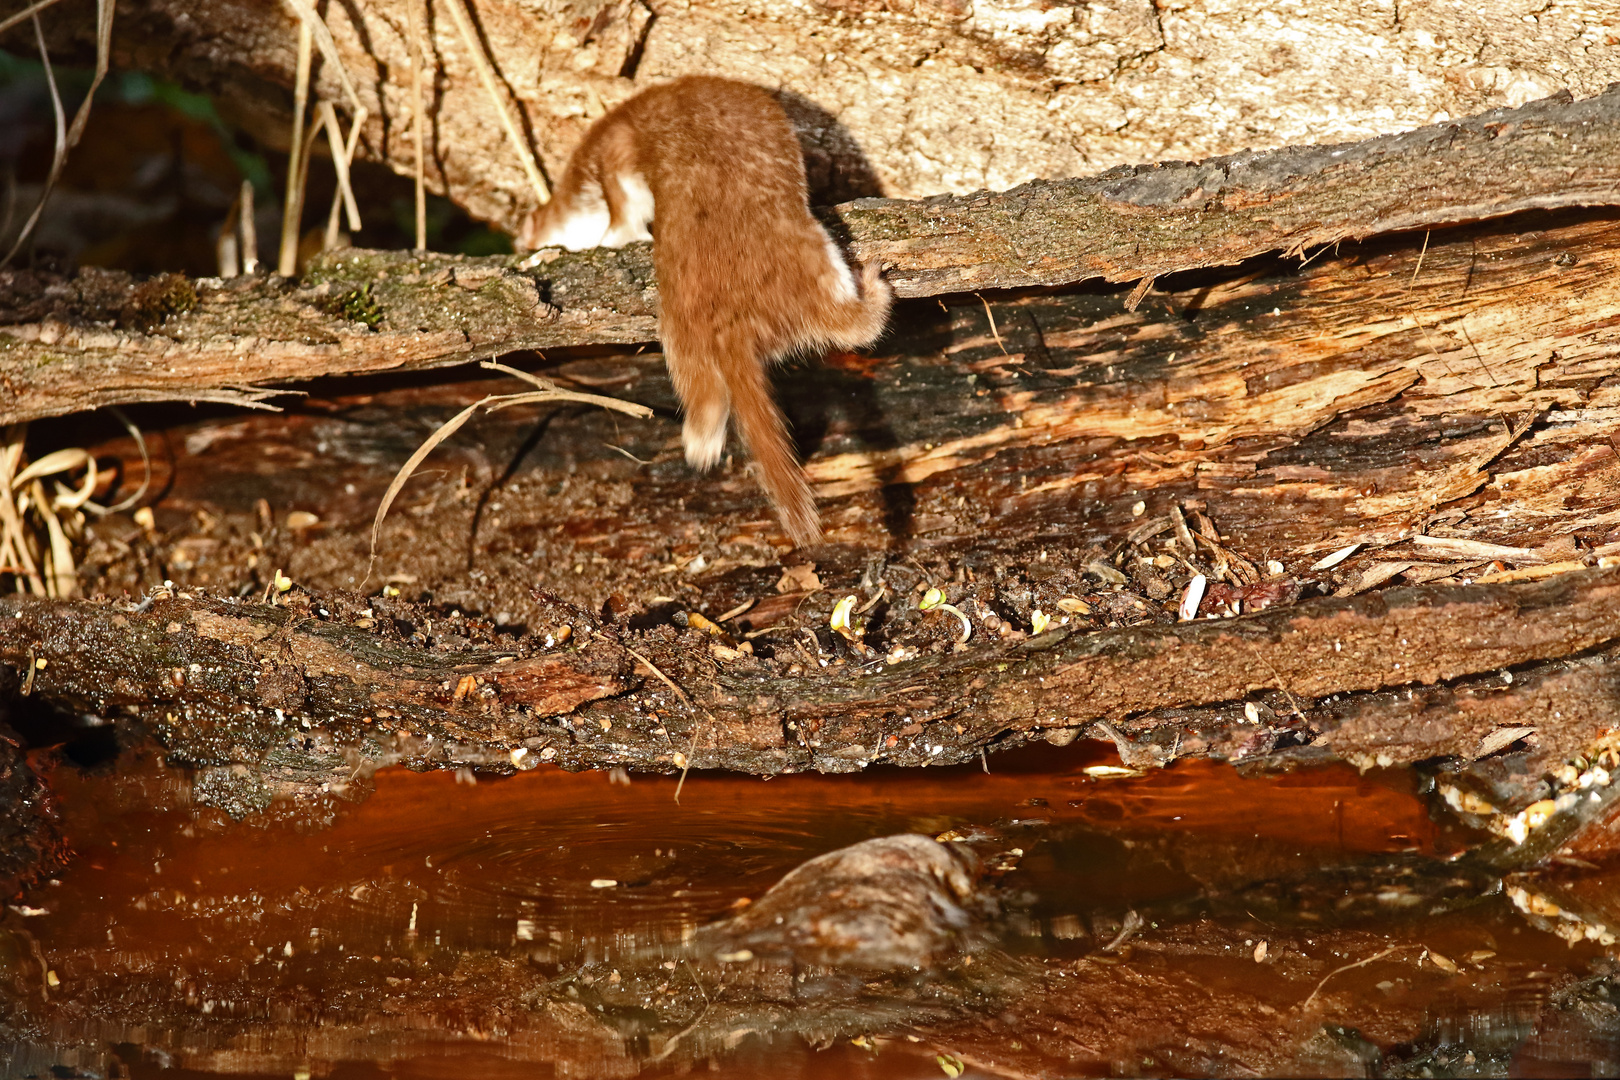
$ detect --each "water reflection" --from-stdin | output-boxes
[2,742,1615,1078]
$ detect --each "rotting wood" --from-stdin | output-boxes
[4,88,1620,426]
[4,569,1619,780]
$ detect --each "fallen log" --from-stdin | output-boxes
[2,203,1618,795]
[4,569,1618,785]
[4,87,1620,425]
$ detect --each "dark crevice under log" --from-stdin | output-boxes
[4,86,1620,425]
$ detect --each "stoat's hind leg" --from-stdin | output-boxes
[663,343,731,470]
[820,232,859,303]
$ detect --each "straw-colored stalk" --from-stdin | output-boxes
[280,0,366,117]
[217,186,243,277]
[2,0,112,268]
[239,179,259,273]
[407,0,429,251]
[278,16,314,276]
[436,0,550,206]
[370,362,648,558]
[319,100,367,250]
[0,0,65,36]
[1,433,103,598]
[1,414,150,598]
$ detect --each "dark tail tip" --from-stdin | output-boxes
[729,356,822,547]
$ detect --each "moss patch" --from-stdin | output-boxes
[326,284,384,330]
[119,273,197,330]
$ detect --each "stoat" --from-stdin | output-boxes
[519,75,892,546]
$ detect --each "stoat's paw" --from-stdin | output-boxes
[683,413,727,470]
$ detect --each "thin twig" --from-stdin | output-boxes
[622,644,710,803]
[602,443,653,465]
[623,645,692,708]
[1298,945,1414,1013]
[438,0,550,205]
[1124,274,1155,311]
[1240,639,1310,727]
[1407,229,1431,288]
[977,293,1010,357]
[1457,319,1500,388]
[647,961,714,1063]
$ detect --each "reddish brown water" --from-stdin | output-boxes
[3,744,1613,1078]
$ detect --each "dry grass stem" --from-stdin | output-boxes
[238,180,259,273]
[2,16,62,268]
[280,0,365,117]
[1298,946,1412,1013]
[977,293,1009,357]
[278,16,314,276]
[217,186,243,277]
[438,0,551,205]
[1,430,103,598]
[1408,229,1431,288]
[616,646,711,803]
[0,434,46,595]
[407,0,428,250]
[318,101,364,234]
[369,363,649,557]
[0,0,65,35]
[86,407,151,515]
[369,398,481,560]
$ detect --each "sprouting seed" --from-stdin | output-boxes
[830,594,858,639]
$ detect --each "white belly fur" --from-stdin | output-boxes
[602,172,655,248]
[821,232,858,302]
[533,187,610,252]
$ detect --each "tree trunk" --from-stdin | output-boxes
[14,0,1620,231]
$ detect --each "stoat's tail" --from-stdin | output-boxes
[727,351,821,547]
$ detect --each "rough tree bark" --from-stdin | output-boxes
[12,0,1619,230]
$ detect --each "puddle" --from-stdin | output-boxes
[2,742,1616,1078]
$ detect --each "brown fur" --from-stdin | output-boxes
[520,76,892,546]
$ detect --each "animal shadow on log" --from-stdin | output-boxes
[776,299,957,542]
[776,90,888,207]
